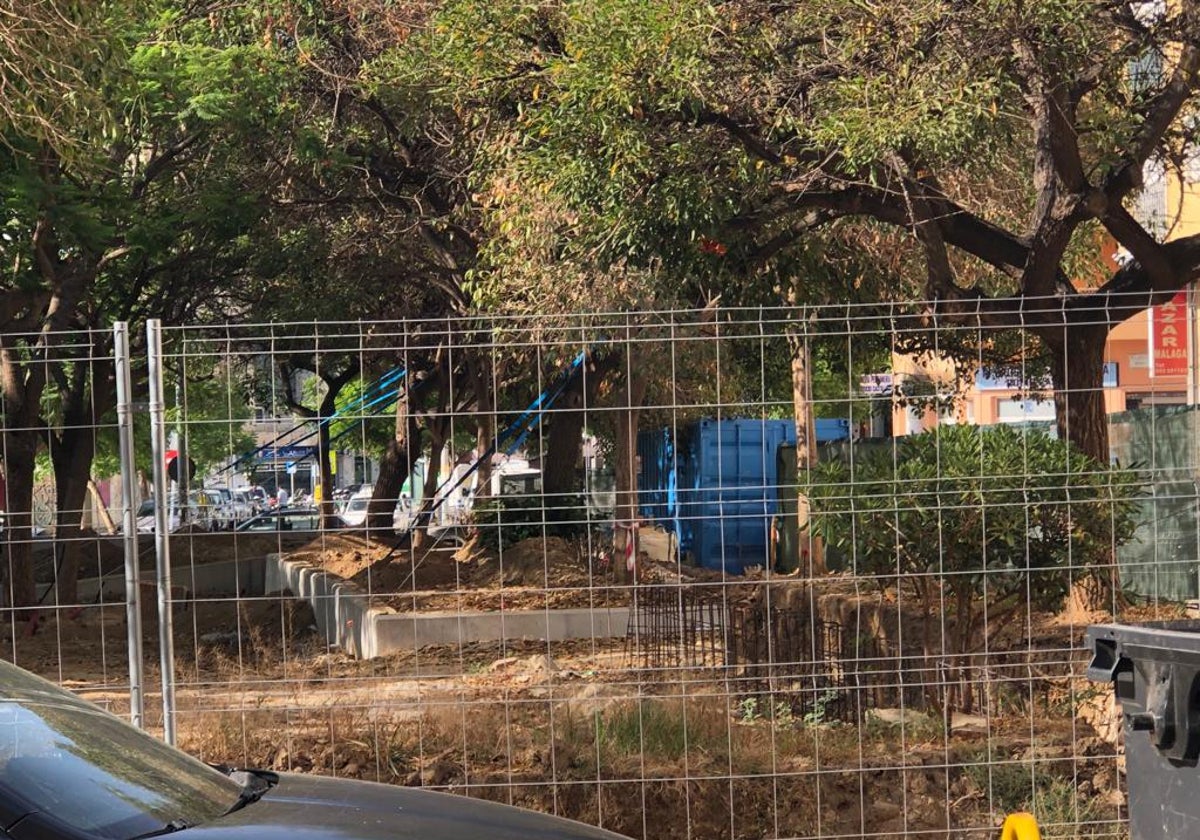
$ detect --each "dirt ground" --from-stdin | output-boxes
[3,597,1129,839]
[282,533,701,612]
[29,528,330,584]
[0,532,1160,839]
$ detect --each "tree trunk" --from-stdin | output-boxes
[2,436,39,613]
[413,418,448,549]
[422,431,445,505]
[1,331,53,617]
[50,424,95,607]
[369,386,420,536]
[543,353,620,525]
[613,352,647,585]
[315,393,340,531]
[543,375,586,524]
[278,360,359,531]
[787,330,826,576]
[49,350,113,609]
[471,358,495,503]
[1049,325,1109,462]
[1046,322,1117,613]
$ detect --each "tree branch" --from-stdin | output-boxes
[1013,38,1087,192]
[1105,0,1200,201]
[780,181,1064,286]
[745,209,836,265]
[691,109,783,164]
[1084,232,1200,322]
[132,133,204,199]
[1011,44,1087,295]
[910,188,958,302]
[1100,202,1176,288]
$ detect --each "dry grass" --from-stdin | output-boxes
[11,580,1129,839]
[166,670,1123,840]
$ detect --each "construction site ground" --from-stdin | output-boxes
[6,530,1145,839]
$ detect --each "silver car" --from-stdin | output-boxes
[0,658,631,839]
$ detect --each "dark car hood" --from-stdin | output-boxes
[178,772,629,840]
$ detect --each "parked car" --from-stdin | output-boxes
[0,657,629,839]
[204,488,254,530]
[339,490,418,536]
[188,489,222,531]
[134,499,157,532]
[205,488,233,530]
[235,507,322,532]
[134,497,205,534]
[337,488,374,527]
[245,486,268,513]
[332,483,366,502]
[230,490,254,523]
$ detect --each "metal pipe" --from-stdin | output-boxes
[175,367,189,525]
[114,323,145,729]
[146,320,176,745]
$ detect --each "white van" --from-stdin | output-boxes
[337,488,412,529]
[338,488,373,527]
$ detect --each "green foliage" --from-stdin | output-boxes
[370,0,1174,328]
[809,425,1142,618]
[473,493,587,552]
[788,2,1014,169]
[594,699,725,762]
[802,689,842,727]
[322,377,398,457]
[175,375,258,473]
[0,1,135,164]
[961,756,1109,832]
[92,370,255,478]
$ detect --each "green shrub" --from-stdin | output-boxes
[809,424,1141,653]
[473,493,588,551]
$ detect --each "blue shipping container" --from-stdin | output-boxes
[636,417,849,574]
[636,427,675,523]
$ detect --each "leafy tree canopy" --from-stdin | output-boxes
[375,0,1200,464]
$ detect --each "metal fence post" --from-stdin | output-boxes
[147,319,176,745]
[114,322,145,729]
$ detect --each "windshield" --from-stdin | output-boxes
[0,661,241,839]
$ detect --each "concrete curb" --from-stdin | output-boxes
[64,554,631,660]
[262,553,631,660]
[40,556,267,604]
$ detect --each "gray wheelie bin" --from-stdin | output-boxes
[1086,621,1200,840]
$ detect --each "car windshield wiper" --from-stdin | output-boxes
[221,768,278,816]
[128,819,191,839]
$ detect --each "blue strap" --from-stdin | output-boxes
[219,367,405,473]
[377,349,590,560]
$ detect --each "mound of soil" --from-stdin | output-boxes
[28,529,346,584]
[282,535,638,612]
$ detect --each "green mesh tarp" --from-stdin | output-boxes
[1111,405,1200,602]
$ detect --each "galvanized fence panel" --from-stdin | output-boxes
[8,299,1191,838]
[0,324,145,721]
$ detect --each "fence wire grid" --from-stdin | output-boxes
[4,298,1192,839]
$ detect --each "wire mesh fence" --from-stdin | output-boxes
[5,297,1194,837]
